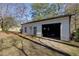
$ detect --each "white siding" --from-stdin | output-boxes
[22,17,70,41]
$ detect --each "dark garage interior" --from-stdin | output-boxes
[42,23,61,39]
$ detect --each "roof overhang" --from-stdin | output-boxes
[21,14,75,25]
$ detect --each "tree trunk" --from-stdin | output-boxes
[1,18,4,31]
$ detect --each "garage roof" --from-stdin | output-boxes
[21,14,74,25]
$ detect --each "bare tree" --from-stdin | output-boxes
[0,4,17,31]
[15,4,28,24]
[65,4,79,31]
[0,3,29,31]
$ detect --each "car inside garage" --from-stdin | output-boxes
[42,23,61,39]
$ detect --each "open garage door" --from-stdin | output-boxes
[42,23,61,39]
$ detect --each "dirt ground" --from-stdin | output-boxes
[16,33,79,56]
[0,32,64,56]
[0,32,79,56]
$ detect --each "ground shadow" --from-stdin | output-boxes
[13,33,71,56]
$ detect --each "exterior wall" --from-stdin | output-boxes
[21,17,70,41]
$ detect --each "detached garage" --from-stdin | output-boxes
[21,14,73,41]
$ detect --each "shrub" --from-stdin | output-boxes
[74,28,79,42]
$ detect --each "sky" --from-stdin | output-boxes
[0,3,32,23]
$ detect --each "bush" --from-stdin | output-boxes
[74,28,79,42]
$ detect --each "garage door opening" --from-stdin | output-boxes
[42,23,61,39]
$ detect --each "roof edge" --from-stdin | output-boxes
[21,14,74,25]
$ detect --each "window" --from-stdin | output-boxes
[29,26,32,33]
[25,27,27,32]
[33,27,37,35]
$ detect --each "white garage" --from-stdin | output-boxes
[21,14,73,41]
